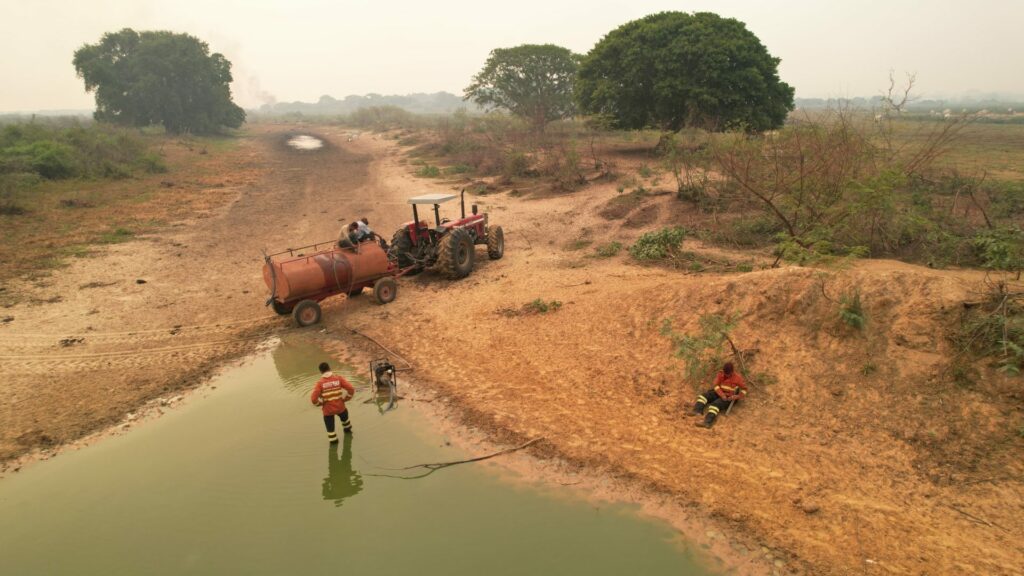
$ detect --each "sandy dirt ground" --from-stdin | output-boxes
[2,124,1022,576]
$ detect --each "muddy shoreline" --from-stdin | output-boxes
[2,328,777,576]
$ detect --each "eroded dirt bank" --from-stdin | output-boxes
[2,125,1021,576]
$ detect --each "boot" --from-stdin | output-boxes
[695,413,716,428]
[691,403,705,416]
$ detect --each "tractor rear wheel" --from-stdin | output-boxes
[271,300,294,315]
[436,228,474,279]
[487,225,505,260]
[388,228,416,268]
[292,299,322,327]
[373,277,397,304]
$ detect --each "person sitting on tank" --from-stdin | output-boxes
[337,222,361,250]
[358,217,387,249]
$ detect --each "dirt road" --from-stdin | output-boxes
[2,124,1021,576]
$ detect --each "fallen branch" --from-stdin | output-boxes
[946,504,1008,532]
[390,438,543,471]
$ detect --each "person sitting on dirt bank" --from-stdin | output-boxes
[311,362,355,442]
[691,362,748,428]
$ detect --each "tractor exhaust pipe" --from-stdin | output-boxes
[460,188,466,219]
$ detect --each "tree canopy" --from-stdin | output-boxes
[465,44,580,129]
[73,29,245,134]
[576,12,794,132]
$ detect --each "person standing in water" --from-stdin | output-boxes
[311,362,355,442]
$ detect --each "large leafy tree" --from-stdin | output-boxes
[465,44,580,130]
[576,12,794,132]
[73,29,245,134]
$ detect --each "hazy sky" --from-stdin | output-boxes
[2,0,1022,112]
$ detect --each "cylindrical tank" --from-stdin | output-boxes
[263,242,390,303]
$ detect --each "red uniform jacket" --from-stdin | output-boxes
[713,371,748,400]
[311,372,355,416]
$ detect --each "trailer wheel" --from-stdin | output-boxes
[436,228,474,279]
[373,277,397,304]
[487,225,505,260]
[271,300,294,315]
[293,300,322,327]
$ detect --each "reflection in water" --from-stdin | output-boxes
[322,435,363,507]
[287,135,324,150]
[272,338,367,395]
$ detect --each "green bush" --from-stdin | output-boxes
[594,241,622,258]
[0,122,156,181]
[629,226,687,260]
[660,314,739,383]
[136,152,168,174]
[972,226,1024,274]
[502,150,531,179]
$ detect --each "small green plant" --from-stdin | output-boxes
[593,241,622,258]
[443,163,472,175]
[860,362,877,376]
[415,164,441,177]
[629,226,687,261]
[660,314,739,383]
[997,339,1024,375]
[98,227,134,244]
[735,262,754,273]
[638,164,653,178]
[524,299,562,314]
[838,288,867,330]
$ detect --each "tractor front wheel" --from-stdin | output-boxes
[436,228,474,279]
[373,277,397,304]
[487,225,505,260]
[292,299,322,327]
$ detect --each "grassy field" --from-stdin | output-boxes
[934,122,1024,180]
[0,127,243,292]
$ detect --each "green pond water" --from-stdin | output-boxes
[0,341,713,576]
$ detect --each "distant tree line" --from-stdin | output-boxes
[257,92,478,116]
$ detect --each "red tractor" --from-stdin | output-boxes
[387,190,504,278]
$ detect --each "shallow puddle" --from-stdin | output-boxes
[0,341,714,575]
[287,134,323,150]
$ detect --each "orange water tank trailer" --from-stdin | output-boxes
[263,240,397,326]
